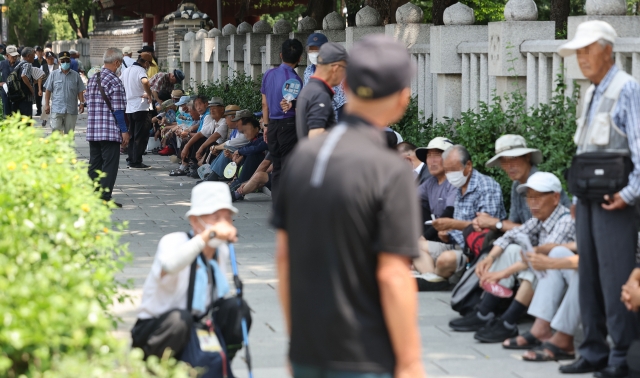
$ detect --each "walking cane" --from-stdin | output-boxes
[228,244,254,378]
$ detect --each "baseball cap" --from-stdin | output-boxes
[346,35,415,99]
[232,109,253,121]
[208,97,224,107]
[317,42,348,65]
[185,182,238,217]
[122,46,132,54]
[6,45,19,57]
[224,104,241,116]
[45,51,55,58]
[485,134,542,168]
[558,20,617,58]
[307,33,328,48]
[140,51,154,64]
[517,172,562,194]
[173,69,185,82]
[138,45,155,53]
[415,137,454,162]
[69,49,78,55]
[175,95,191,106]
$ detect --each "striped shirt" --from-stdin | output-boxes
[494,204,575,250]
[585,65,640,204]
[86,68,126,143]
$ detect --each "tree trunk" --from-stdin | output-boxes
[67,10,82,39]
[550,0,571,36]
[346,0,362,26]
[80,10,91,38]
[13,25,23,47]
[303,0,334,26]
[432,0,458,26]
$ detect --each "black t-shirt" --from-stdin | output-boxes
[295,77,336,139]
[273,114,421,373]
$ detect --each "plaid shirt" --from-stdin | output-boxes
[494,204,575,250]
[86,68,126,143]
[149,72,173,94]
[450,169,507,246]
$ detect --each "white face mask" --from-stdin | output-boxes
[308,52,319,65]
[197,218,224,249]
[446,169,469,188]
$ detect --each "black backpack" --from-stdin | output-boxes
[6,62,27,102]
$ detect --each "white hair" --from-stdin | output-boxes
[597,39,613,48]
[103,48,123,64]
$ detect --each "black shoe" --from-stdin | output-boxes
[416,277,450,292]
[594,365,629,378]
[231,190,244,202]
[129,163,152,170]
[559,357,607,374]
[449,311,490,332]
[206,172,222,181]
[474,318,518,343]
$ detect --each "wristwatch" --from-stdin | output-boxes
[495,220,503,231]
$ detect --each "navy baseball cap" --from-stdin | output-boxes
[173,69,185,82]
[346,35,415,99]
[307,33,328,48]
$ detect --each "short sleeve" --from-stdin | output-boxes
[44,73,54,92]
[306,92,334,130]
[77,74,86,92]
[508,182,521,223]
[374,168,421,258]
[200,115,214,137]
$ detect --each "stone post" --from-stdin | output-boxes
[316,12,346,43]
[431,3,488,121]
[488,0,554,102]
[290,16,317,76]
[346,6,385,50]
[223,23,244,78]
[213,27,230,83]
[190,29,207,85]
[203,28,220,84]
[385,3,431,48]
[181,31,196,85]
[246,20,272,80]
[266,19,292,69]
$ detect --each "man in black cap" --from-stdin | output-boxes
[294,42,347,139]
[149,69,184,108]
[33,46,45,116]
[274,35,426,378]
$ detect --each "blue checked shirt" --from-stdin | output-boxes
[494,204,575,250]
[304,64,346,120]
[584,65,640,205]
[86,68,127,143]
[449,169,507,246]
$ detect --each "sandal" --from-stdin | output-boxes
[169,169,187,176]
[523,342,575,362]
[503,331,542,350]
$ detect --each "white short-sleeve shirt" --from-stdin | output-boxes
[121,64,151,113]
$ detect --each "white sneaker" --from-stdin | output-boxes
[416,272,446,282]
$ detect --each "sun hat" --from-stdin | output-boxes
[171,88,185,98]
[185,182,238,217]
[485,134,542,168]
[232,109,253,121]
[415,137,454,162]
[517,172,562,194]
[208,97,224,107]
[558,20,617,58]
[224,104,241,116]
[173,69,185,82]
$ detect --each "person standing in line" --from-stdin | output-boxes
[40,51,58,127]
[122,46,135,70]
[11,47,37,118]
[274,35,426,378]
[121,51,155,170]
[261,38,303,201]
[86,48,130,208]
[0,45,20,116]
[32,46,45,116]
[43,51,86,134]
[557,21,640,377]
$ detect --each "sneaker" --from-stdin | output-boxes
[231,191,244,202]
[473,318,518,343]
[449,311,492,332]
[158,146,175,156]
[41,120,47,127]
[129,163,152,170]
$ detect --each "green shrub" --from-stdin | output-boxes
[0,116,192,377]
[195,72,263,113]
[392,76,579,209]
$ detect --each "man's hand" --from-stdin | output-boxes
[602,192,627,211]
[523,251,552,271]
[474,212,498,230]
[475,255,494,278]
[437,230,450,243]
[395,361,427,378]
[121,132,130,148]
[237,183,246,195]
[195,148,204,161]
[432,218,453,231]
[263,126,268,143]
[78,103,84,114]
[479,270,508,286]
[621,270,640,312]
[223,150,232,158]
[180,130,189,138]
[38,89,43,97]
[198,221,238,243]
[181,147,189,160]
[44,104,51,115]
[280,99,292,113]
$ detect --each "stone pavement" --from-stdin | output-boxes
[60,113,591,378]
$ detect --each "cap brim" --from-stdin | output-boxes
[415,147,428,162]
[208,102,223,107]
[485,148,542,168]
[185,203,238,217]
[557,35,600,57]
[8,52,19,57]
[231,115,242,121]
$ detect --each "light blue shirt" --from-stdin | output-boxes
[44,69,85,115]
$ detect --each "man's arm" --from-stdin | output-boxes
[377,253,426,378]
[432,218,471,232]
[21,74,34,96]
[141,77,153,103]
[44,90,52,113]
[275,230,291,336]
[308,128,325,138]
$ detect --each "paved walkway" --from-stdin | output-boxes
[62,113,590,378]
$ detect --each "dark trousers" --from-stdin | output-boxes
[187,138,206,165]
[131,309,193,359]
[127,111,150,166]
[576,200,640,367]
[267,117,297,201]
[35,92,42,114]
[292,364,392,378]
[1,90,12,115]
[12,99,32,118]
[88,140,121,201]
[237,153,266,183]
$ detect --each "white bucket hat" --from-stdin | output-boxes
[415,137,454,162]
[185,182,238,217]
[557,20,617,58]
[517,172,562,194]
[485,134,542,168]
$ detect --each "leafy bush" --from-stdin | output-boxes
[392,76,579,209]
[0,116,192,377]
[195,72,263,113]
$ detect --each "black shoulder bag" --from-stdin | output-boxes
[566,152,633,202]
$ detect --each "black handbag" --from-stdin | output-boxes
[566,151,633,202]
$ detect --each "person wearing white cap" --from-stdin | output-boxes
[558,20,640,377]
[131,182,238,360]
[121,46,135,70]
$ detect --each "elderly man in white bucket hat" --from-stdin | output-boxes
[131,182,238,360]
[556,20,640,377]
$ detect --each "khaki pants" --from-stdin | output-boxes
[50,112,78,134]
